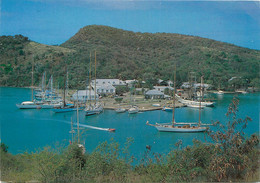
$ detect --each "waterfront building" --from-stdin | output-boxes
[71,90,99,102]
[154,86,174,93]
[96,84,116,95]
[145,89,165,99]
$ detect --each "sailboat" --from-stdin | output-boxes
[162,106,173,111]
[128,83,139,114]
[146,65,208,132]
[53,68,80,113]
[69,97,86,154]
[85,51,103,116]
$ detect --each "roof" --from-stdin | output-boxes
[145,89,164,95]
[72,90,97,97]
[92,79,126,85]
[154,86,174,90]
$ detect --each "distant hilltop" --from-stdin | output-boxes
[0,25,259,90]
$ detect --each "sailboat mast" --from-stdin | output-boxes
[51,75,53,103]
[89,53,92,106]
[198,76,203,126]
[94,51,97,103]
[63,66,67,107]
[71,117,74,142]
[31,62,34,102]
[66,69,69,98]
[77,91,80,144]
[172,64,176,126]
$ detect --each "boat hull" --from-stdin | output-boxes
[162,107,173,111]
[115,108,126,113]
[155,125,207,132]
[85,110,102,116]
[52,107,79,113]
[176,96,214,107]
[16,103,62,109]
[16,104,42,109]
[128,106,139,114]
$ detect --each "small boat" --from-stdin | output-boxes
[85,102,103,116]
[215,90,224,95]
[162,106,173,111]
[128,105,139,114]
[152,103,161,107]
[115,107,126,113]
[108,128,116,132]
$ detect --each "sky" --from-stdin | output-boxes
[1,0,260,50]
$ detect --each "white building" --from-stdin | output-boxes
[154,86,174,93]
[71,90,99,102]
[96,84,116,95]
[91,79,126,86]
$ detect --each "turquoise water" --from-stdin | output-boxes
[0,87,259,160]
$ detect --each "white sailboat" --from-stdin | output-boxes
[85,51,103,116]
[115,104,126,113]
[16,70,62,109]
[146,66,209,132]
[162,106,173,111]
[215,90,224,95]
[128,105,139,114]
[128,83,139,114]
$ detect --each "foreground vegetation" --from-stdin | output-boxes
[1,97,259,182]
[1,25,260,90]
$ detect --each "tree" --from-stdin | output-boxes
[115,86,129,96]
[1,142,8,153]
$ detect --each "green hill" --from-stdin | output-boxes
[1,25,259,90]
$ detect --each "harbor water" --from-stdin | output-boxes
[0,87,259,161]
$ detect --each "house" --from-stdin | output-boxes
[71,90,99,102]
[145,89,165,99]
[96,84,116,95]
[181,82,211,89]
[154,86,174,93]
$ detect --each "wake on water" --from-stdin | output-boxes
[26,117,111,131]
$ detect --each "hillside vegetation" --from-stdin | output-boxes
[1,25,259,89]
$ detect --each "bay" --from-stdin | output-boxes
[0,87,259,161]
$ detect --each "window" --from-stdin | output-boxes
[110,89,113,93]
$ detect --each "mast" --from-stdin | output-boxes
[94,51,97,104]
[70,117,75,142]
[172,63,176,126]
[31,62,34,102]
[50,75,53,103]
[63,66,67,107]
[198,76,203,126]
[66,69,69,98]
[77,90,80,144]
[88,53,92,106]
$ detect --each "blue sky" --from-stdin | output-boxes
[1,0,260,50]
